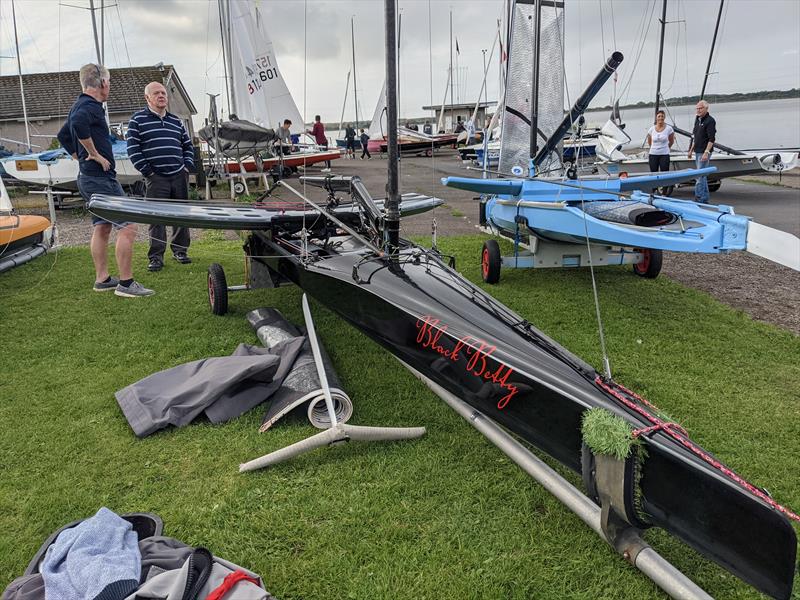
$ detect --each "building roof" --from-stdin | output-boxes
[0,65,197,122]
[421,101,497,111]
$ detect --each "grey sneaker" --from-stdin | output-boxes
[93,276,119,292]
[114,280,155,298]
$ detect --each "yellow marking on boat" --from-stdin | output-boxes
[14,159,39,172]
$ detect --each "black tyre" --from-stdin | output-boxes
[233,181,246,196]
[481,239,502,284]
[659,185,674,196]
[207,263,228,315]
[708,180,721,193]
[282,166,293,178]
[632,248,663,279]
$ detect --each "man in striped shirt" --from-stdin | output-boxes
[127,82,195,271]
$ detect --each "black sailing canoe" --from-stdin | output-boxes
[89,180,797,599]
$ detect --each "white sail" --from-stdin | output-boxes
[499,1,564,175]
[367,80,387,139]
[227,0,304,130]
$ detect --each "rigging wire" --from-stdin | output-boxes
[115,3,131,66]
[618,0,658,107]
[598,0,606,57]
[706,0,730,99]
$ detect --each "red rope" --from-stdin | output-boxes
[595,376,800,523]
[632,422,688,439]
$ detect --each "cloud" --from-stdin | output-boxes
[2,0,798,131]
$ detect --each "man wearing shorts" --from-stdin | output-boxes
[58,63,153,297]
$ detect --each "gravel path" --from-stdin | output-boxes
[9,154,799,334]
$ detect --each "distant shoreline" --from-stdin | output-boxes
[587,89,799,113]
[326,89,799,128]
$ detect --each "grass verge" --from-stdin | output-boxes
[0,235,797,599]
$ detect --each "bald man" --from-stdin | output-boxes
[687,100,716,204]
[127,81,195,271]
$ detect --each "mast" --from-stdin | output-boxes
[449,10,454,131]
[217,0,235,117]
[88,0,102,65]
[10,0,31,152]
[100,0,104,64]
[529,0,541,159]
[654,0,667,117]
[701,0,724,99]
[384,0,400,260]
[338,71,351,135]
[351,17,359,126]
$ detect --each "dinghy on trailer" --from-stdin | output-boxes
[445,0,799,283]
[0,176,53,273]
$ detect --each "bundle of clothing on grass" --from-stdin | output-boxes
[2,508,274,600]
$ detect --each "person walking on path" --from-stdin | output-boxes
[344,123,356,159]
[687,100,716,203]
[57,63,153,298]
[307,115,331,170]
[127,81,195,271]
[359,129,371,159]
[645,109,675,173]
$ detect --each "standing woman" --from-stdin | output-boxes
[646,110,675,173]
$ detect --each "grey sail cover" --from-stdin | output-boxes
[499,0,565,176]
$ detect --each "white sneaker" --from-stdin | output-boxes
[321,168,331,173]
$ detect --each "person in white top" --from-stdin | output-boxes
[645,110,675,174]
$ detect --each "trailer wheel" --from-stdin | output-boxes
[424,148,433,158]
[632,248,663,279]
[659,185,674,196]
[481,240,502,284]
[282,166,293,178]
[708,180,721,193]
[233,181,246,196]
[208,263,229,315]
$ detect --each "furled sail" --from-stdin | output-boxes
[226,0,304,130]
[499,0,564,175]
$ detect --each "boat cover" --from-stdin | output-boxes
[115,340,305,437]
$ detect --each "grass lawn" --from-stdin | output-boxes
[0,234,798,599]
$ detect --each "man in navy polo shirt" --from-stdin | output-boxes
[57,64,154,298]
[127,81,195,272]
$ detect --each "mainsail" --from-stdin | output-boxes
[499,0,564,175]
[224,0,304,130]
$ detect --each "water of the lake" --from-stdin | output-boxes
[587,97,800,151]
[326,97,800,152]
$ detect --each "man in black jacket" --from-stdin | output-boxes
[58,64,154,297]
[687,100,716,203]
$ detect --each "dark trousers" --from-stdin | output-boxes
[145,171,191,260]
[361,144,371,159]
[648,154,670,172]
[319,142,331,168]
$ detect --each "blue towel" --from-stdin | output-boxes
[41,507,141,600]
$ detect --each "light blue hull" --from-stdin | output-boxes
[443,167,752,255]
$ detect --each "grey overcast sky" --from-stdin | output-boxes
[1,0,798,127]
